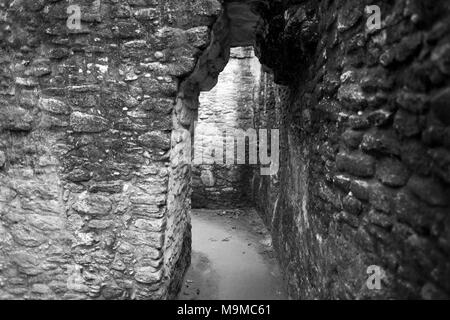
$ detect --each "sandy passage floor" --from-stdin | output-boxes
[178,208,287,300]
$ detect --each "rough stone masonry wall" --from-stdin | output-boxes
[192,46,260,209]
[251,0,450,299]
[0,0,221,300]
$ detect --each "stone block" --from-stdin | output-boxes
[394,109,421,137]
[1,107,33,132]
[337,83,366,110]
[134,218,165,233]
[431,42,450,75]
[368,109,394,127]
[343,194,362,215]
[341,129,364,149]
[72,192,113,216]
[366,209,393,229]
[26,214,64,232]
[336,151,375,178]
[134,267,163,284]
[70,112,109,133]
[430,87,450,125]
[38,98,71,115]
[138,131,171,151]
[66,169,92,182]
[121,230,164,249]
[334,211,359,228]
[350,179,371,202]
[333,174,353,192]
[186,26,211,49]
[10,251,43,275]
[396,91,428,114]
[134,8,159,21]
[369,183,396,214]
[0,151,5,168]
[400,141,432,176]
[429,148,450,184]
[112,21,144,39]
[48,48,70,60]
[361,129,401,156]
[407,175,448,207]
[10,224,47,247]
[348,114,370,130]
[376,158,410,187]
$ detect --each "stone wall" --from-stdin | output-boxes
[192,46,260,209]
[251,0,450,299]
[0,0,221,300]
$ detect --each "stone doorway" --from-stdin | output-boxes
[192,47,259,209]
[177,47,286,300]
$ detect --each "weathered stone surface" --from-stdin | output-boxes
[0,107,34,132]
[0,151,5,168]
[407,175,448,207]
[26,214,64,232]
[31,284,52,295]
[138,132,170,151]
[66,169,92,182]
[10,224,48,247]
[101,284,124,300]
[432,42,450,75]
[369,183,395,214]
[336,151,375,178]
[341,129,363,149]
[122,230,164,249]
[401,141,433,176]
[72,193,113,216]
[361,129,400,156]
[10,251,43,276]
[337,84,366,110]
[70,112,109,133]
[396,91,428,114]
[134,219,165,233]
[38,98,71,115]
[348,115,370,130]
[376,158,410,188]
[430,88,450,125]
[394,110,421,137]
[429,148,450,184]
[135,267,163,284]
[368,109,394,127]
[421,282,449,300]
[343,194,362,216]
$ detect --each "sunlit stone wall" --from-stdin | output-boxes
[192,47,261,209]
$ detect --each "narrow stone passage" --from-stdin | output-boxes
[2,0,450,301]
[178,209,287,300]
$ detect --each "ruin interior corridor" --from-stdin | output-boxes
[178,47,286,300]
[0,0,449,302]
[178,209,286,300]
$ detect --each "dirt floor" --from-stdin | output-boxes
[178,208,288,300]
